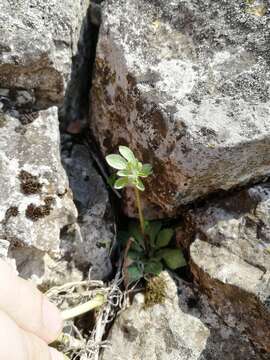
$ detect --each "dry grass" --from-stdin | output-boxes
[46,266,127,360]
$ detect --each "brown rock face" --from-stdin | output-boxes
[187,184,270,352]
[90,0,270,218]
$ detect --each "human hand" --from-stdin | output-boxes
[0,259,64,360]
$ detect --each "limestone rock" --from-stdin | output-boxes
[61,140,114,280]
[188,184,270,352]
[102,272,264,360]
[90,0,270,217]
[0,106,77,269]
[9,246,83,290]
[0,0,90,109]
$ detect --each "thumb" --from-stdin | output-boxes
[0,259,62,343]
[0,309,65,360]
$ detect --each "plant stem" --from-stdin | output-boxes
[134,186,145,235]
[61,294,105,321]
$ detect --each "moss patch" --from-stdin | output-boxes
[19,170,42,195]
[5,206,19,220]
[25,200,53,222]
[19,111,39,125]
[144,276,167,308]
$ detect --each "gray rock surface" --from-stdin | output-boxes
[61,140,114,279]
[102,272,264,360]
[0,0,90,109]
[187,184,270,352]
[0,105,79,285]
[90,0,270,217]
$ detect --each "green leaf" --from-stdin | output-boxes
[155,228,174,249]
[145,221,162,247]
[128,221,144,244]
[117,231,144,252]
[131,240,144,252]
[129,178,138,188]
[106,154,127,170]
[144,260,163,275]
[128,264,143,283]
[139,164,153,177]
[117,169,130,177]
[119,146,136,163]
[136,178,145,191]
[128,250,143,260]
[156,249,186,270]
[114,177,129,189]
[107,173,117,188]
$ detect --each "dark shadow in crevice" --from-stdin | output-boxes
[60,0,103,132]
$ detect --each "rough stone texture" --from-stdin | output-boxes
[187,184,270,352]
[0,106,78,283]
[61,139,114,279]
[0,0,90,109]
[90,0,270,217]
[9,246,83,290]
[102,272,265,360]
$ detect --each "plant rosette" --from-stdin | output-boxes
[119,221,186,283]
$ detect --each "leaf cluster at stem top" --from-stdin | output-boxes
[105,146,152,191]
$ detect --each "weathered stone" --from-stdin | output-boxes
[0,106,77,257]
[188,184,270,352]
[90,0,270,217]
[9,246,83,290]
[61,141,114,279]
[102,272,264,360]
[0,0,90,109]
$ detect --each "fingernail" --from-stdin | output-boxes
[49,348,66,360]
[43,297,63,340]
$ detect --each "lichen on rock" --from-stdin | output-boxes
[102,272,264,360]
[186,184,270,352]
[0,0,90,109]
[0,106,77,256]
[90,0,270,218]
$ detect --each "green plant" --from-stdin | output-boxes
[106,146,186,283]
[106,145,152,237]
[118,221,186,282]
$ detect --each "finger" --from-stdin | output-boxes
[0,259,62,343]
[0,309,63,360]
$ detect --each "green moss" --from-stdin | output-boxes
[18,170,42,195]
[144,276,167,308]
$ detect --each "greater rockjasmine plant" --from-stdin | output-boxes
[106,145,152,237]
[106,146,186,283]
